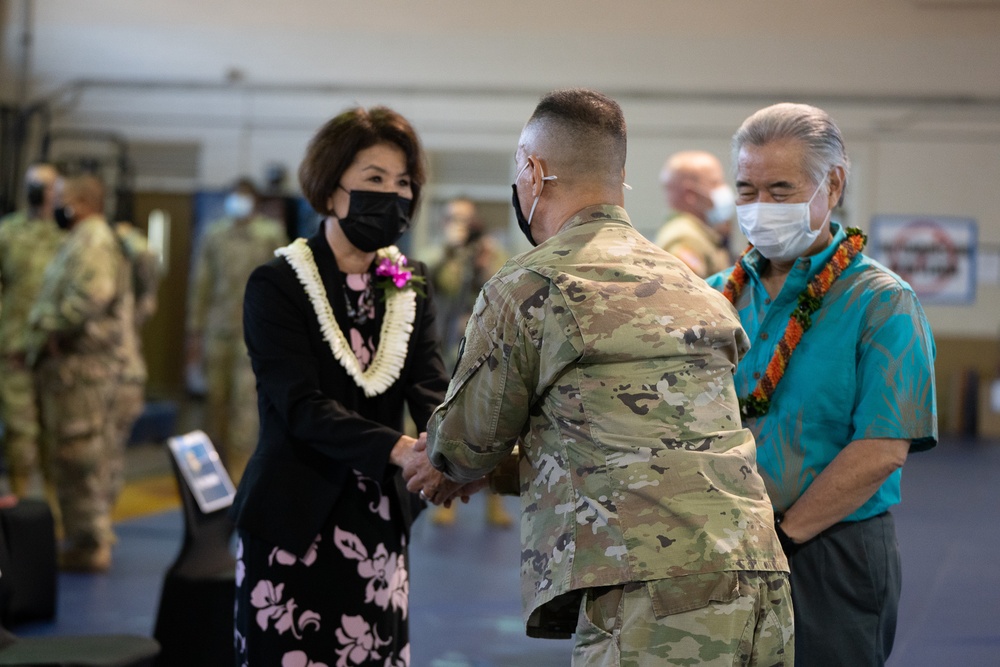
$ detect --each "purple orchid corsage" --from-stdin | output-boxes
[375,254,426,299]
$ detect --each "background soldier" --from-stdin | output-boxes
[429,197,512,528]
[111,220,162,503]
[27,173,133,572]
[655,150,736,278]
[185,178,287,482]
[0,163,66,499]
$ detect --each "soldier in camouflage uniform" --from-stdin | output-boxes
[185,178,287,482]
[655,150,735,279]
[27,174,134,572]
[110,221,162,502]
[419,90,793,666]
[0,163,66,498]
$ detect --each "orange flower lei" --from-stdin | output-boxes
[723,228,866,419]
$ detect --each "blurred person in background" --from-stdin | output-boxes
[185,178,287,483]
[0,163,66,502]
[655,150,735,278]
[27,173,133,572]
[431,197,508,362]
[110,220,162,505]
[429,197,512,528]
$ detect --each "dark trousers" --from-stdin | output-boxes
[790,512,901,667]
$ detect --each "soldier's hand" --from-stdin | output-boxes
[414,473,471,506]
[401,450,440,498]
[441,477,490,507]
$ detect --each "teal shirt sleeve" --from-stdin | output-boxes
[705,268,732,292]
[852,279,938,452]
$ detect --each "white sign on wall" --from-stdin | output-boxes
[869,215,977,305]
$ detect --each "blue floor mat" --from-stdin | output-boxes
[12,438,1000,667]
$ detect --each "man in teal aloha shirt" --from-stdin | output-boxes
[415,89,793,667]
[707,102,938,667]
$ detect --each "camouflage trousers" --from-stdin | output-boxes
[0,357,45,496]
[204,335,258,484]
[572,571,794,667]
[36,356,122,552]
[110,380,145,505]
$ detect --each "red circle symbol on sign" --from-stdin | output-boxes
[885,220,959,296]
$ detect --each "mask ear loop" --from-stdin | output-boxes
[807,176,828,205]
[326,184,353,219]
[526,156,557,226]
[807,175,830,231]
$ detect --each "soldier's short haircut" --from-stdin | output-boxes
[64,173,105,213]
[526,88,627,184]
[732,103,850,192]
[299,106,426,217]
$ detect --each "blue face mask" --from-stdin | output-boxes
[224,193,254,220]
[511,159,557,246]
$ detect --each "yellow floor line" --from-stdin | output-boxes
[112,473,181,522]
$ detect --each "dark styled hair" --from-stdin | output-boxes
[299,106,426,216]
[528,88,627,174]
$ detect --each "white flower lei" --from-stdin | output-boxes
[275,238,416,397]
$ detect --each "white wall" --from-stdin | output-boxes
[2,0,1000,335]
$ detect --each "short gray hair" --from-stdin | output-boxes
[732,103,850,191]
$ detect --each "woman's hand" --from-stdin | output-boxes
[388,434,419,468]
[398,433,487,505]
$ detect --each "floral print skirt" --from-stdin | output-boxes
[235,470,411,667]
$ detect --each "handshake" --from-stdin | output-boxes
[393,432,490,506]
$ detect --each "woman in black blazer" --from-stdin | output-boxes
[232,106,453,666]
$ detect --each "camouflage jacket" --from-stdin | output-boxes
[186,216,287,339]
[115,222,162,382]
[428,204,787,631]
[27,215,134,382]
[654,212,732,279]
[0,210,66,355]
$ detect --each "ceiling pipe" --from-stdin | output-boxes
[38,76,1000,114]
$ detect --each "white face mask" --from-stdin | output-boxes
[736,179,828,261]
[705,185,736,226]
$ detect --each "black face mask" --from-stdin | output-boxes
[54,205,74,230]
[511,183,537,247]
[336,189,412,253]
[26,182,46,208]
